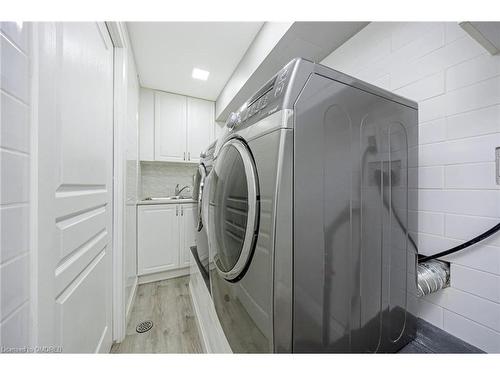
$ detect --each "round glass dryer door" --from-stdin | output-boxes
[208,138,259,281]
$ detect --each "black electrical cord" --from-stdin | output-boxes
[418,223,500,263]
[376,169,500,263]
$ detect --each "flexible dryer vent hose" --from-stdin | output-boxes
[368,144,498,297]
[416,260,450,297]
[376,169,451,297]
[373,165,496,297]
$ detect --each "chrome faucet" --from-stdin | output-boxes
[174,184,190,197]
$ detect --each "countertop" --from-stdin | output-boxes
[137,198,196,206]
[398,317,483,353]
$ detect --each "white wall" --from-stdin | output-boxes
[124,34,140,316]
[138,88,154,161]
[215,121,226,140]
[322,22,500,352]
[215,22,292,120]
[0,22,32,350]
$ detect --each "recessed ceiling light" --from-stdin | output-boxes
[192,68,210,81]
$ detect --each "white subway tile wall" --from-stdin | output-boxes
[0,22,31,349]
[140,161,197,199]
[322,22,500,352]
[408,294,444,328]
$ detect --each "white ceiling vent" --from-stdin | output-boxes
[459,22,500,55]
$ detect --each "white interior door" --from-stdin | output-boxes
[187,97,214,163]
[154,91,187,162]
[36,22,114,353]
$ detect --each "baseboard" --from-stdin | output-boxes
[96,325,111,353]
[189,280,209,353]
[125,276,138,325]
[138,267,189,285]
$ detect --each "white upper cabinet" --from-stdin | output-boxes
[154,91,187,162]
[139,88,215,163]
[139,88,155,161]
[187,97,215,163]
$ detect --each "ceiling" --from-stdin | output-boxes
[127,22,264,101]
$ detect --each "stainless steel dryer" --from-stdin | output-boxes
[207,58,418,353]
[192,141,216,288]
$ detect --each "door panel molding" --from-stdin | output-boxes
[55,248,109,353]
[35,22,114,352]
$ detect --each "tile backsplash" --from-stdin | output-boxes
[140,161,197,199]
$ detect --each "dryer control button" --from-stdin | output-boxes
[226,112,240,128]
[274,81,285,97]
[279,68,288,81]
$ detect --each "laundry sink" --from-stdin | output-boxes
[143,196,186,201]
[140,196,194,204]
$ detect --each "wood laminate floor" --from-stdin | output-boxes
[111,276,482,354]
[111,276,203,353]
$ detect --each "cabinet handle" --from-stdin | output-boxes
[183,152,186,161]
[181,206,184,216]
[188,152,190,160]
[176,206,179,216]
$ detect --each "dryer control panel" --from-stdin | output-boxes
[227,59,297,130]
[224,57,417,133]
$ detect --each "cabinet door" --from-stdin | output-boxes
[155,91,187,162]
[180,204,196,267]
[139,88,155,161]
[187,97,214,163]
[138,205,180,275]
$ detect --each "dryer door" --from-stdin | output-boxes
[193,163,207,231]
[208,138,259,281]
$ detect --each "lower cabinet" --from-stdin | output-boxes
[180,204,195,267]
[137,203,196,276]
